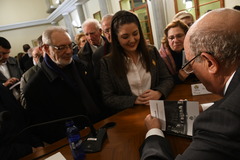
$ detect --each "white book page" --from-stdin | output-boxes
[149,100,166,131]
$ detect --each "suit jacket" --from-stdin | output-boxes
[100,45,174,111]
[20,62,41,108]
[140,68,240,160]
[92,41,111,83]
[0,84,43,160]
[0,57,22,83]
[23,58,102,144]
[19,54,34,73]
[78,36,107,70]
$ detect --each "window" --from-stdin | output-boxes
[174,0,225,19]
[119,0,153,44]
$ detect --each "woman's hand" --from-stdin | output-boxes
[135,90,162,105]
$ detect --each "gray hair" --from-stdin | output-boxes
[190,30,240,67]
[101,14,113,23]
[82,18,101,32]
[42,26,67,45]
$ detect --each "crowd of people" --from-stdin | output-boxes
[0,7,239,160]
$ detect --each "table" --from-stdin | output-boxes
[21,84,222,160]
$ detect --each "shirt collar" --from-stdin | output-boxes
[223,70,236,95]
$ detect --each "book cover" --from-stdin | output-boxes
[150,100,199,137]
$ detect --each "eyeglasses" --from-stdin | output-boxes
[103,28,111,34]
[168,33,185,41]
[48,42,74,51]
[181,52,202,74]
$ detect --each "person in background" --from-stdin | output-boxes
[73,32,87,56]
[0,47,43,160]
[100,10,174,112]
[78,18,107,70]
[31,47,42,66]
[140,8,240,160]
[160,20,198,84]
[92,14,114,118]
[0,37,22,100]
[75,32,87,50]
[173,11,194,27]
[20,44,33,73]
[20,36,44,108]
[16,52,24,67]
[93,14,113,81]
[23,26,102,144]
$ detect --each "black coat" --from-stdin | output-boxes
[23,59,102,144]
[0,84,42,160]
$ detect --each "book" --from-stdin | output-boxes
[9,81,20,90]
[149,100,199,138]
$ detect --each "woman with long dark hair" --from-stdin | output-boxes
[100,10,174,112]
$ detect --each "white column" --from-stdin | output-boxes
[148,0,167,49]
[98,0,113,16]
[75,3,86,25]
[62,13,75,41]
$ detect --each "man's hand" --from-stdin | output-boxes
[3,77,19,87]
[145,114,161,130]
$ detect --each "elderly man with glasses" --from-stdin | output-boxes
[22,26,102,144]
[141,8,240,160]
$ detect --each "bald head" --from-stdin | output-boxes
[184,8,240,95]
[185,8,240,66]
[189,8,240,34]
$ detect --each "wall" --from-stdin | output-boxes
[0,0,239,56]
[0,24,52,56]
[84,0,101,18]
[224,0,240,8]
[0,0,48,25]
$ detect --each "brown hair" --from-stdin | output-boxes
[75,32,86,46]
[110,10,150,77]
[161,20,189,47]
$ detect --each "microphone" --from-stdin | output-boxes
[14,114,111,153]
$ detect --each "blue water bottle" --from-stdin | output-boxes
[66,120,85,160]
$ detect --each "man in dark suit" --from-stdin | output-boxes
[23,26,102,144]
[140,8,240,160]
[20,44,33,73]
[0,37,22,100]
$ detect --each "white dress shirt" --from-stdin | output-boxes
[0,62,10,79]
[125,55,151,96]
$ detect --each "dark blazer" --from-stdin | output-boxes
[20,54,34,73]
[20,62,41,108]
[100,45,174,111]
[0,84,43,160]
[92,41,111,83]
[78,36,107,70]
[140,68,240,160]
[23,59,101,144]
[0,57,22,83]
